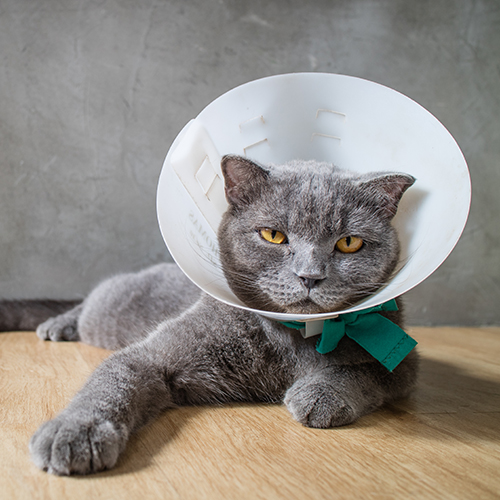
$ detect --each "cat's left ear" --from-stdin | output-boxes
[221,155,270,207]
[360,173,416,218]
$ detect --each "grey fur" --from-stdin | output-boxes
[25,156,418,475]
[36,264,202,349]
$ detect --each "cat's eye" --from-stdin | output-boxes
[259,228,287,244]
[336,236,363,253]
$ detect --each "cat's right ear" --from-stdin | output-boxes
[221,155,269,207]
[359,172,416,219]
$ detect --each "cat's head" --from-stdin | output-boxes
[218,155,415,314]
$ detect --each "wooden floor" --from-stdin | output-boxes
[0,327,499,499]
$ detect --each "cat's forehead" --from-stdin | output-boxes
[268,159,351,180]
[266,160,361,206]
[247,164,376,236]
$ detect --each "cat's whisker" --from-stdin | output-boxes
[185,240,225,275]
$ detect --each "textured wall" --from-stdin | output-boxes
[0,0,498,325]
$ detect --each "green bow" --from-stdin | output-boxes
[279,299,417,372]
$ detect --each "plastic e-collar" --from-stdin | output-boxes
[156,73,471,338]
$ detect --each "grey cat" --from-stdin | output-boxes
[1,155,418,475]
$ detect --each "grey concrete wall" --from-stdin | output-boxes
[0,0,498,325]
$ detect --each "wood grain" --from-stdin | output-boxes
[0,327,499,499]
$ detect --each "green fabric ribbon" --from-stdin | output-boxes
[279,299,417,372]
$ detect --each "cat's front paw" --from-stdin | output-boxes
[36,315,79,342]
[29,414,127,475]
[284,375,358,428]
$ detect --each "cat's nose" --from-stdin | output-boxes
[299,276,324,290]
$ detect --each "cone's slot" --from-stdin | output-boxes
[239,114,269,156]
[315,109,346,118]
[310,133,341,142]
[239,115,266,129]
[312,108,346,144]
[243,138,270,156]
[196,156,218,197]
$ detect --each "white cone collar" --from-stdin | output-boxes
[157,73,471,323]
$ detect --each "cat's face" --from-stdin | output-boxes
[218,156,415,314]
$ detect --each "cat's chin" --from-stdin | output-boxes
[231,288,356,315]
[239,295,342,315]
[275,299,338,315]
[229,287,333,315]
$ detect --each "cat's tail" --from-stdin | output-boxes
[0,299,82,332]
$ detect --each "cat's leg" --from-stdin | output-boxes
[29,340,175,475]
[284,353,418,428]
[36,304,83,342]
[35,263,201,349]
[29,298,278,475]
[77,263,201,349]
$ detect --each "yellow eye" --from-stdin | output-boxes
[336,236,363,253]
[259,228,287,244]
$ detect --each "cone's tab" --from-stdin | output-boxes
[305,320,326,339]
[170,120,228,233]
